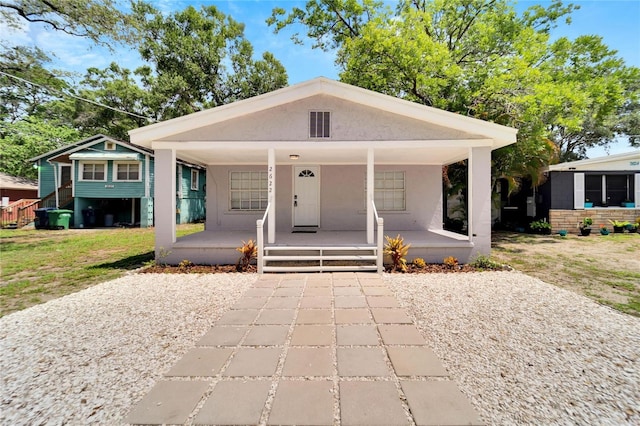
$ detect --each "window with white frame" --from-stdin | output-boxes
[80,162,106,181]
[104,141,116,150]
[114,162,140,181]
[309,111,331,138]
[229,171,268,210]
[369,171,406,211]
[191,169,199,190]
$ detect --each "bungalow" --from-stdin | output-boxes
[539,151,640,231]
[30,135,205,228]
[129,77,518,272]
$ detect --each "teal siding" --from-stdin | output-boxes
[39,159,57,197]
[176,167,206,223]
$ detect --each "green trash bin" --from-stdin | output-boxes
[48,209,73,230]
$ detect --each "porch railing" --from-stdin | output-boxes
[371,198,384,273]
[40,180,73,208]
[1,199,39,228]
[256,202,271,274]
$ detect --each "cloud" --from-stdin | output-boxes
[0,18,33,47]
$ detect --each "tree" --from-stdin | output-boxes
[0,0,137,48]
[269,0,639,187]
[0,118,81,179]
[131,2,288,119]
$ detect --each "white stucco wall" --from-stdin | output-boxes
[163,95,483,143]
[205,164,443,232]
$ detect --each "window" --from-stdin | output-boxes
[104,142,116,150]
[309,111,330,138]
[191,169,199,190]
[80,162,106,181]
[584,173,635,206]
[114,162,140,181]
[369,171,405,211]
[230,171,268,210]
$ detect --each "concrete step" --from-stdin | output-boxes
[262,265,378,273]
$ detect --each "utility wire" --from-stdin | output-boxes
[0,70,156,122]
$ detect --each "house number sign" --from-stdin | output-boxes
[268,166,274,194]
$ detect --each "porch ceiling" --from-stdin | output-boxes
[155,140,488,166]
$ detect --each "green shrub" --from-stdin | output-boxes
[469,254,503,270]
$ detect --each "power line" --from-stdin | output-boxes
[0,70,156,122]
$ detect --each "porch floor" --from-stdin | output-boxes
[174,228,473,249]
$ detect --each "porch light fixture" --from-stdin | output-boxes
[289,154,300,160]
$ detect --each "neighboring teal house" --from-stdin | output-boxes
[30,134,205,228]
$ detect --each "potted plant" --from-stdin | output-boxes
[584,198,593,208]
[609,220,630,233]
[558,229,568,237]
[600,226,610,235]
[621,199,635,208]
[529,218,552,235]
[578,217,593,236]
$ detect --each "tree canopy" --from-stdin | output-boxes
[270,0,640,190]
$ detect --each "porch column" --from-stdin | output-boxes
[367,148,374,244]
[155,148,177,257]
[469,146,492,255]
[268,148,276,244]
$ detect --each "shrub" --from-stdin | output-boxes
[443,256,459,268]
[384,234,410,272]
[236,239,258,272]
[469,254,503,270]
[413,257,426,269]
[178,259,194,270]
[529,218,551,233]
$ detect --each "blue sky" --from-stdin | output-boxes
[2,0,639,156]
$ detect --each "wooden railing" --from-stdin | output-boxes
[40,180,73,208]
[1,199,39,228]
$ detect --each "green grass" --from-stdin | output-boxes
[0,224,203,317]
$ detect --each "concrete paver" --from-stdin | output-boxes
[197,326,247,346]
[340,381,408,426]
[194,380,271,425]
[125,380,209,425]
[222,347,281,376]
[283,347,333,376]
[336,325,380,345]
[387,347,449,376]
[401,380,483,425]
[125,273,481,426]
[268,381,334,425]
[165,347,232,377]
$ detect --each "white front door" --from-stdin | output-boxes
[293,166,319,227]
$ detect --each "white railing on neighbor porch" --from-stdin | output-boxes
[256,203,271,274]
[371,198,384,273]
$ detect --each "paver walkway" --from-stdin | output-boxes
[125,273,482,425]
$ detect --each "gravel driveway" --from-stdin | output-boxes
[1,271,638,425]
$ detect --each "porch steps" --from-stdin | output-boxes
[261,245,379,273]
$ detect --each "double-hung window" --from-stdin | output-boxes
[80,162,106,181]
[191,169,199,190]
[372,171,406,211]
[309,111,331,138]
[114,162,140,181]
[230,171,268,211]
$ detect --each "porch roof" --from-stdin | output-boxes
[129,77,517,167]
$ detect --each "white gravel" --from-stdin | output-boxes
[384,271,640,425]
[0,273,254,425]
[1,271,639,425]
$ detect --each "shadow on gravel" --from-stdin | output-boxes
[90,251,154,271]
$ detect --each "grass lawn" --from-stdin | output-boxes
[0,224,203,317]
[492,231,640,317]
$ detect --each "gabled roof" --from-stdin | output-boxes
[48,135,152,163]
[29,134,123,162]
[129,77,518,148]
[547,150,640,171]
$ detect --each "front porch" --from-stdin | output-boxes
[165,228,474,272]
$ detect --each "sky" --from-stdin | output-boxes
[2,0,640,157]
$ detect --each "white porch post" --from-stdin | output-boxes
[155,148,177,258]
[268,148,276,244]
[469,146,492,255]
[367,148,374,244]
